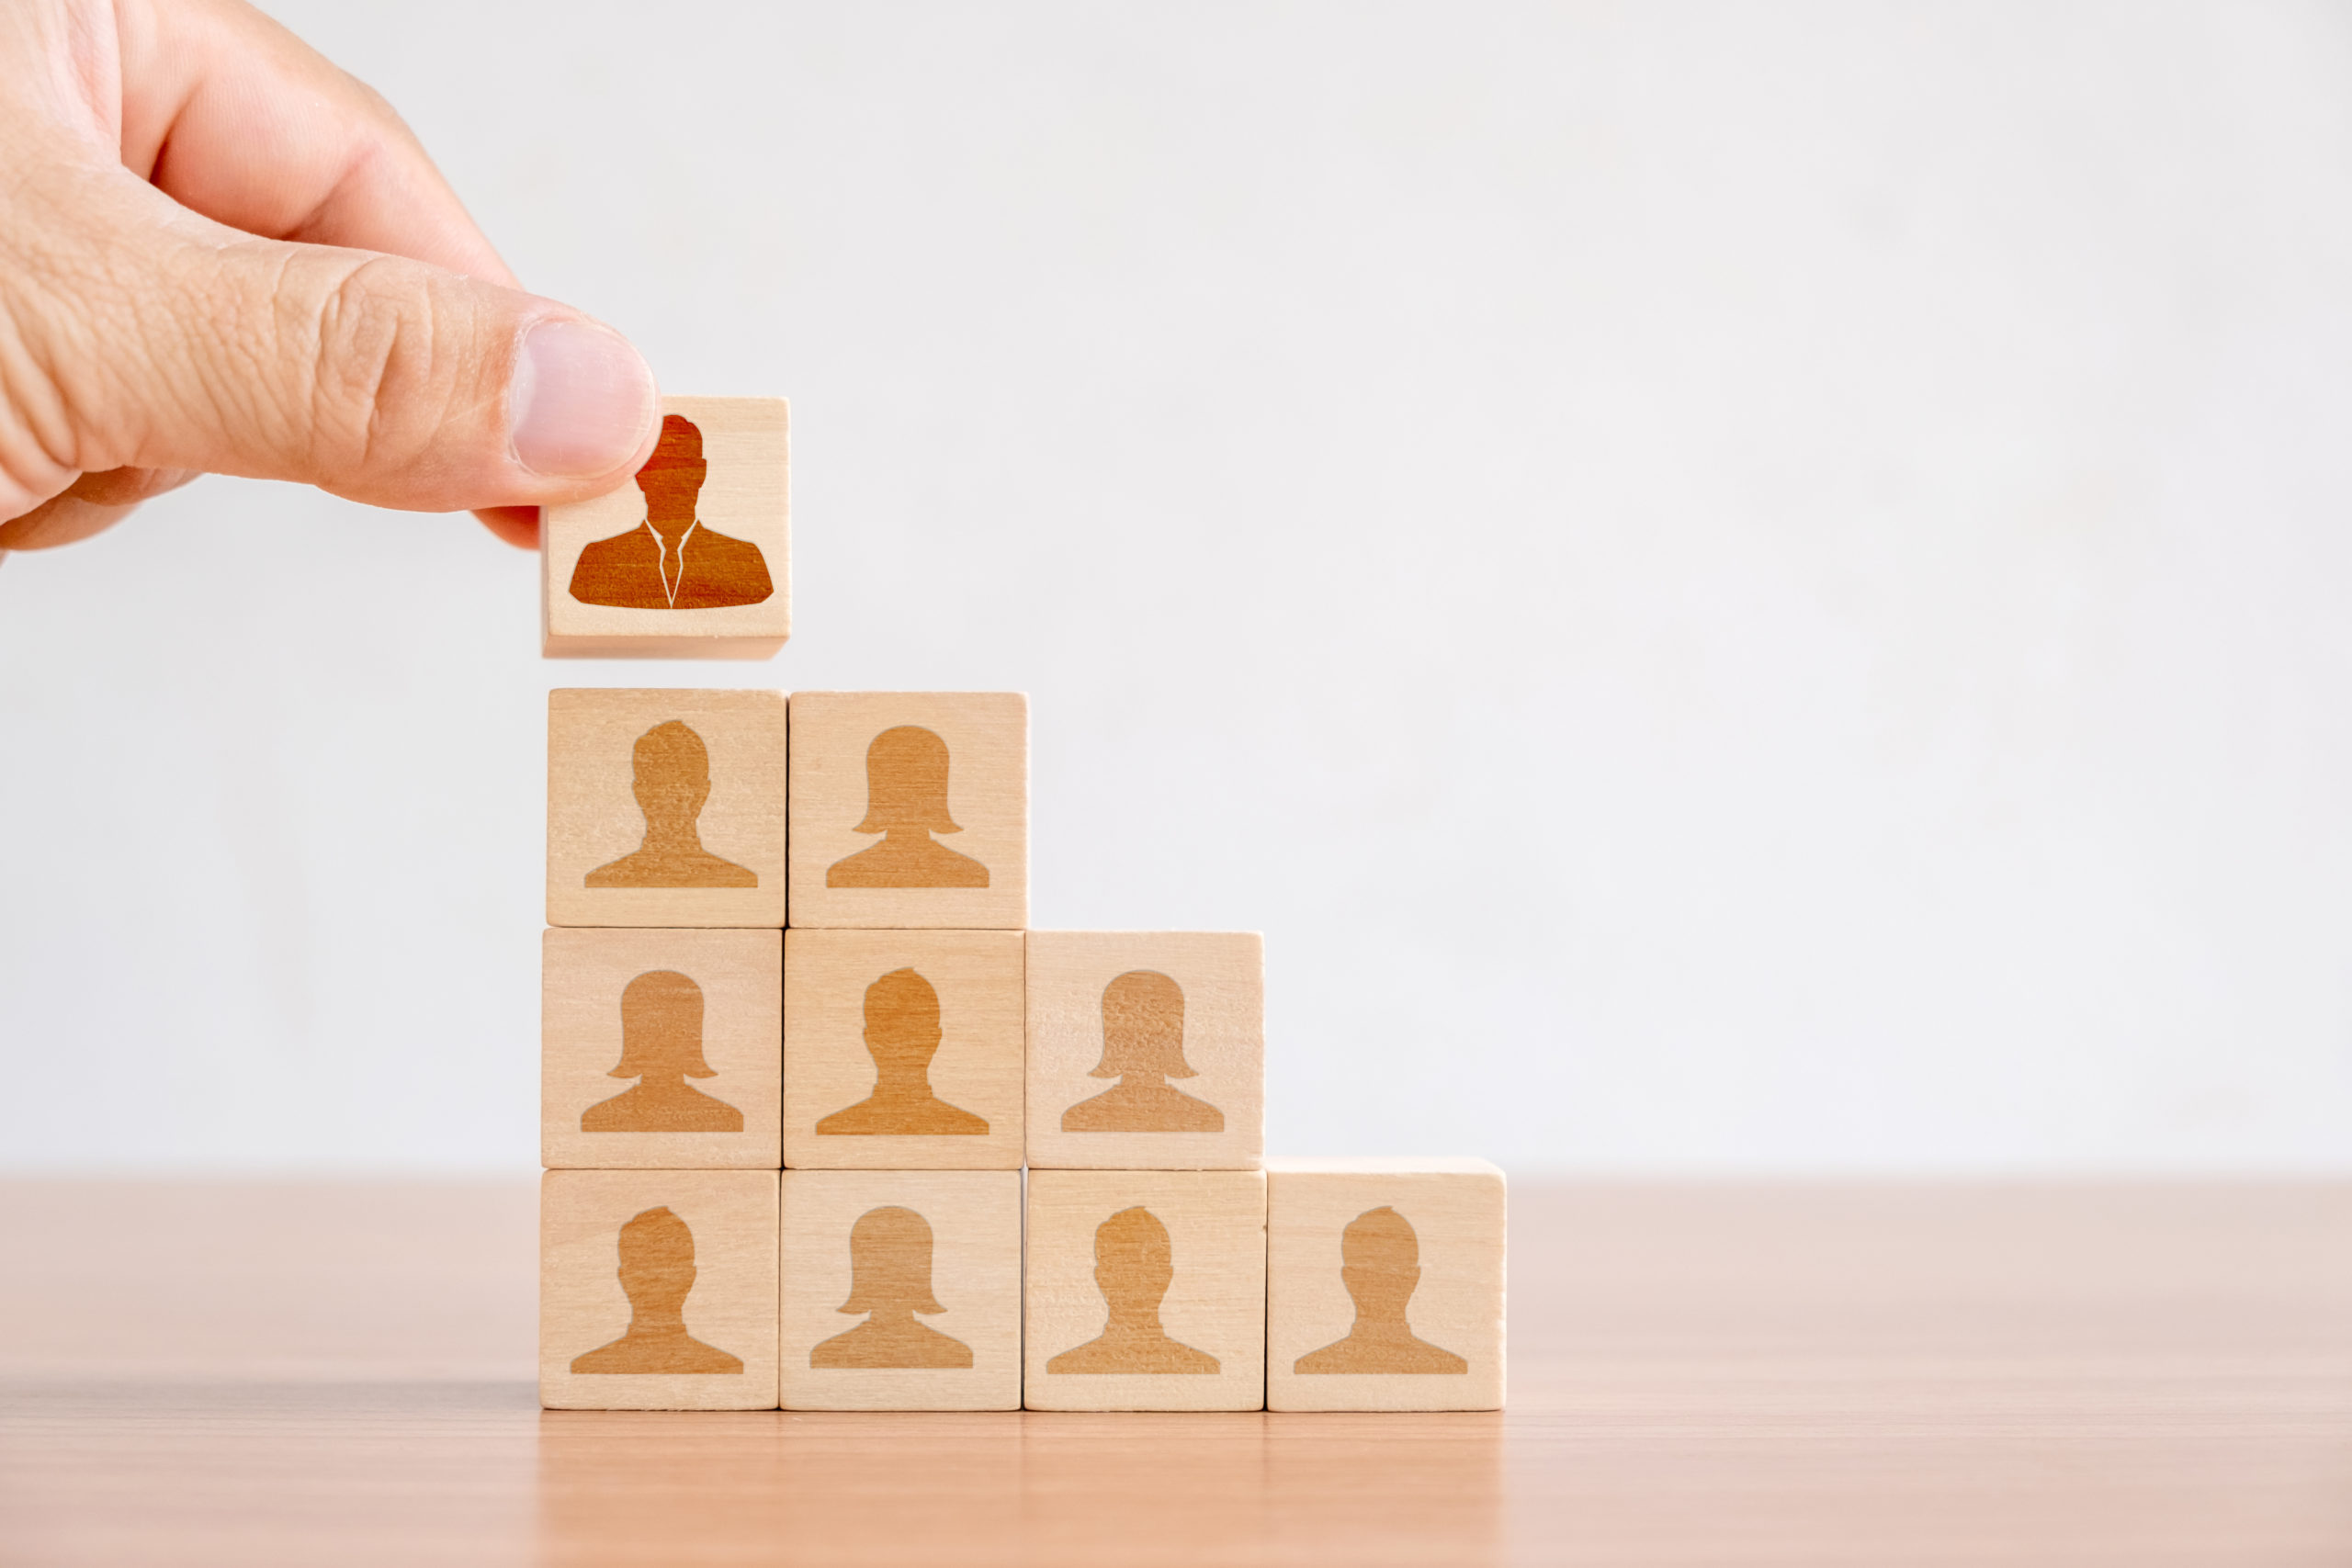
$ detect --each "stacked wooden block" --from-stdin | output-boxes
[539,687,1505,1411]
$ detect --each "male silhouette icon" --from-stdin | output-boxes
[582,971,744,1134]
[825,727,989,888]
[571,1206,744,1374]
[568,414,775,610]
[1046,1207,1219,1374]
[1294,1207,1468,1374]
[1060,971,1224,1134]
[585,721,758,889]
[809,1206,974,1369]
[815,968,989,1135]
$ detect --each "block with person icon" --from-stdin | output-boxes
[783,930,1024,1169]
[542,397,792,659]
[547,689,788,929]
[540,1168,780,1409]
[1023,932,1264,1170]
[542,928,783,1168]
[786,693,1028,931]
[1023,1169,1267,1411]
[779,1169,1023,1410]
[1263,1158,1506,1412]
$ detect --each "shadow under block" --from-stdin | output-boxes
[783,930,1023,1169]
[1023,931,1264,1170]
[543,928,782,1170]
[547,688,787,929]
[787,692,1027,931]
[1023,1169,1267,1411]
[779,1169,1023,1410]
[540,1169,780,1410]
[541,395,790,660]
[1264,1157,1506,1412]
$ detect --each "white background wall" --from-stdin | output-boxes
[4,1,2351,1174]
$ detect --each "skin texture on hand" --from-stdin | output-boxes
[0,0,662,551]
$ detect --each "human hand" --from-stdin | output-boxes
[0,0,660,552]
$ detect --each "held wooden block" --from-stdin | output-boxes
[787,693,1027,931]
[783,930,1024,1169]
[1023,932,1264,1170]
[1023,1169,1266,1411]
[540,1169,780,1410]
[542,396,791,660]
[547,688,787,929]
[779,1169,1023,1411]
[1264,1157,1506,1413]
[543,928,782,1170]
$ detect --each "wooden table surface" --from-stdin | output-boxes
[1,1179,2347,1566]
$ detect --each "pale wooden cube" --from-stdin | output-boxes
[787,693,1026,931]
[1024,932,1264,1171]
[542,396,790,659]
[542,928,781,1169]
[540,1169,779,1410]
[1023,1169,1266,1411]
[783,930,1023,1169]
[779,1169,1023,1410]
[547,688,786,929]
[1265,1157,1506,1412]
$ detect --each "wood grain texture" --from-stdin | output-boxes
[787,693,1027,931]
[1265,1157,1504,1411]
[781,1169,1023,1410]
[8,1179,2352,1565]
[1024,932,1264,1170]
[541,1170,779,1410]
[542,397,791,660]
[784,929,1024,1169]
[1024,1169,1266,1410]
[547,688,787,929]
[542,928,782,1169]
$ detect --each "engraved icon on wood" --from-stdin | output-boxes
[1046,1207,1220,1374]
[567,413,775,610]
[809,1206,974,1370]
[1060,971,1224,1133]
[1294,1207,1468,1375]
[586,721,759,889]
[582,971,745,1134]
[571,1206,745,1374]
[814,968,989,1136]
[826,727,989,888]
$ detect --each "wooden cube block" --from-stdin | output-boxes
[779,1169,1023,1410]
[541,396,791,660]
[543,928,782,1169]
[1023,1169,1266,1411]
[783,930,1023,1169]
[540,1168,779,1410]
[547,688,787,929]
[786,693,1026,931]
[1023,932,1264,1170]
[1264,1157,1506,1412]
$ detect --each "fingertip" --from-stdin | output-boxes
[508,317,660,482]
[473,504,541,549]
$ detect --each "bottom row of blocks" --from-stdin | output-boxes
[541,1159,1505,1411]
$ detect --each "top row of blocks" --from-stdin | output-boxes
[548,688,1026,930]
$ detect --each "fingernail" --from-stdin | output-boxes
[509,318,657,478]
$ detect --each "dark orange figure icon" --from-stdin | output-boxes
[1060,971,1223,1133]
[814,968,989,1136]
[1294,1207,1468,1374]
[567,413,775,610]
[582,971,744,1133]
[810,1206,974,1369]
[571,1206,744,1374]
[585,720,758,889]
[1046,1207,1219,1374]
[825,727,989,888]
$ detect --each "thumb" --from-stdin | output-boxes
[17,209,659,516]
